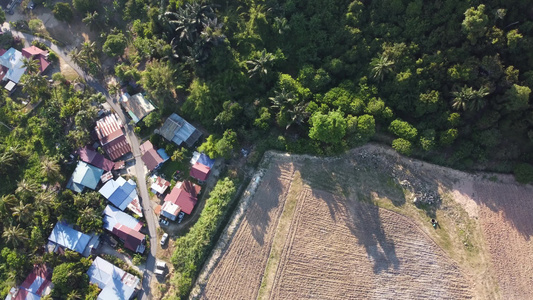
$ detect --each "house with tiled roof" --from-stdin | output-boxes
[66,161,104,192]
[150,175,170,195]
[94,114,131,161]
[161,201,180,221]
[87,257,140,300]
[190,162,210,182]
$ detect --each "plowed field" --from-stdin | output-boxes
[269,187,472,299]
[193,145,533,300]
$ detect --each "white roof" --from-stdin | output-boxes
[99,179,121,199]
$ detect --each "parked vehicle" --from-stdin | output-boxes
[154,268,165,276]
[156,260,167,269]
[160,233,168,246]
[177,212,185,224]
[159,218,169,226]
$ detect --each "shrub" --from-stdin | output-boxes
[388,119,418,141]
[514,163,533,184]
[53,3,73,22]
[392,138,413,156]
[170,178,237,298]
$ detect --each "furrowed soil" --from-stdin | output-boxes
[192,144,533,300]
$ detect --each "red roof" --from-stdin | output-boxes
[77,147,114,171]
[95,114,124,143]
[139,140,154,155]
[112,224,145,252]
[141,148,163,171]
[190,163,210,181]
[21,45,47,58]
[164,186,197,214]
[0,48,6,56]
[180,180,201,198]
[19,264,52,296]
[103,135,132,161]
[37,55,50,73]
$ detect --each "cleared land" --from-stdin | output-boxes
[193,145,533,300]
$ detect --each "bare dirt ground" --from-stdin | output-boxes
[193,144,533,300]
[195,160,295,299]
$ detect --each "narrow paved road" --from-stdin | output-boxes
[11,30,157,299]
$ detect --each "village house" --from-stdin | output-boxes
[120,93,155,124]
[99,176,143,216]
[66,161,104,193]
[87,257,140,300]
[103,205,145,253]
[47,222,100,257]
[139,140,168,172]
[94,114,132,161]
[5,265,53,300]
[156,113,202,147]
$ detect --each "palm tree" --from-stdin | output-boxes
[370,54,395,82]
[286,101,309,129]
[12,201,32,223]
[70,49,87,67]
[247,50,275,78]
[452,86,490,111]
[2,224,28,247]
[469,86,489,111]
[34,192,55,214]
[270,88,296,111]
[0,194,18,217]
[66,290,81,300]
[82,11,100,32]
[41,157,61,184]
[16,179,39,196]
[21,73,49,101]
[164,2,217,47]
[22,57,40,74]
[0,149,15,173]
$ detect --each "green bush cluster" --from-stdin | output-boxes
[170,178,237,298]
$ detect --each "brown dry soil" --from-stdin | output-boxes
[192,145,533,300]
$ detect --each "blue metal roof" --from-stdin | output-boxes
[157,148,169,161]
[103,205,141,232]
[0,48,27,84]
[71,161,104,190]
[48,222,91,254]
[87,257,137,300]
[107,181,136,210]
[66,177,84,193]
[198,153,215,169]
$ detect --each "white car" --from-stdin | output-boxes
[160,233,168,246]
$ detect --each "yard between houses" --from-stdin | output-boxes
[192,145,533,299]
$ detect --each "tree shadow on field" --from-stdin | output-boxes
[244,163,284,246]
[468,180,533,240]
[300,158,402,274]
[341,193,401,274]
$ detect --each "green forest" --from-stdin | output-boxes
[155,0,533,177]
[1,0,533,298]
